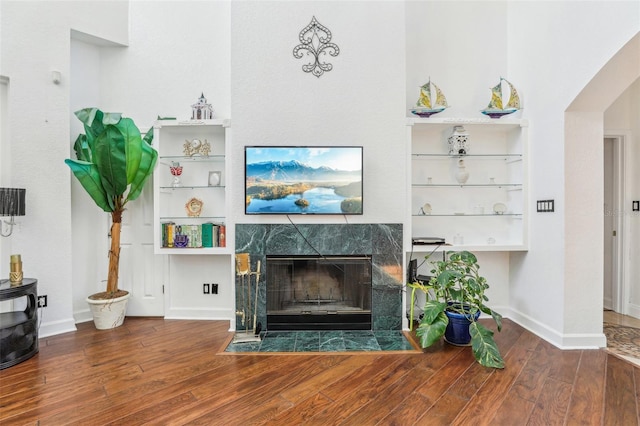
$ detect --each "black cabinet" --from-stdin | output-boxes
[0,278,38,369]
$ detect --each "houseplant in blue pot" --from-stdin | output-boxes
[65,108,157,329]
[409,251,504,368]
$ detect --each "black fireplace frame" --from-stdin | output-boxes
[266,254,372,331]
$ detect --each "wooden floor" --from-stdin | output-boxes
[2,318,639,425]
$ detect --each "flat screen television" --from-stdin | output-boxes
[245,146,363,215]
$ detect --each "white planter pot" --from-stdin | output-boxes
[86,292,130,330]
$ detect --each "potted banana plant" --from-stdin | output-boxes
[408,250,504,368]
[65,108,157,329]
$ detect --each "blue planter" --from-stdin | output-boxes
[444,306,481,346]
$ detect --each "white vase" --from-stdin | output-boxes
[86,292,130,330]
[455,159,469,184]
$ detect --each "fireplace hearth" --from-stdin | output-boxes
[266,255,372,330]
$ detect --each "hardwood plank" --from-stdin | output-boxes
[565,349,607,425]
[339,364,434,425]
[380,392,433,425]
[603,354,638,425]
[39,351,265,424]
[103,392,198,425]
[634,364,640,424]
[449,327,540,425]
[262,392,334,425]
[527,377,573,425]
[147,356,324,425]
[416,346,476,402]
[302,355,425,425]
[488,338,556,424]
[488,392,536,426]
[278,355,371,404]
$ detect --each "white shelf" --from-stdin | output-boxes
[153,120,231,254]
[407,118,529,252]
[157,247,233,255]
[411,244,528,253]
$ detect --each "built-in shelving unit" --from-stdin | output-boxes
[407,117,529,252]
[153,119,232,255]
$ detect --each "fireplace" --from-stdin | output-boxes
[235,223,403,332]
[266,255,372,330]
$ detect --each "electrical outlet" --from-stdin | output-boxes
[203,283,210,294]
[211,283,219,295]
[37,295,47,307]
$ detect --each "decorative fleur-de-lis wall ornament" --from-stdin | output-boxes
[293,16,340,78]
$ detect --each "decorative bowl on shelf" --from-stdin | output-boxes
[419,203,432,215]
[493,203,507,215]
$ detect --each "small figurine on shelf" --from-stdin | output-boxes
[191,93,215,120]
[169,162,183,187]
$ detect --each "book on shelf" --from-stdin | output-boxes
[160,221,225,248]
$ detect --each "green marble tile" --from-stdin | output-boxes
[320,335,347,352]
[263,331,296,341]
[343,330,375,338]
[260,337,295,352]
[225,341,262,352]
[344,336,381,351]
[375,331,414,351]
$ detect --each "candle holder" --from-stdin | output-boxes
[9,254,23,284]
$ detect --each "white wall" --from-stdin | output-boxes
[69,37,114,321]
[509,2,638,347]
[231,1,407,226]
[99,1,231,124]
[0,0,130,336]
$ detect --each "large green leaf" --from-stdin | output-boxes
[116,117,143,184]
[422,300,446,325]
[64,159,111,212]
[142,126,154,146]
[72,134,92,162]
[416,311,448,348]
[126,137,158,202]
[94,125,127,197]
[75,108,102,146]
[480,304,503,332]
[469,322,504,368]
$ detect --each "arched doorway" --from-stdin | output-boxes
[564,33,639,343]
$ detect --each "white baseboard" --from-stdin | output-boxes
[625,303,640,319]
[42,305,608,350]
[503,307,606,349]
[164,307,234,323]
[38,316,77,338]
[73,308,93,324]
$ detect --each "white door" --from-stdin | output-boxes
[603,138,615,310]
[119,177,166,316]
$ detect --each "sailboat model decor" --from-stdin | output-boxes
[481,77,521,119]
[411,78,449,118]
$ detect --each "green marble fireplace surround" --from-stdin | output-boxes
[235,224,404,332]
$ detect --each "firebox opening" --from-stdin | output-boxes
[266,255,372,330]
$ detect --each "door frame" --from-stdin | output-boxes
[604,133,628,315]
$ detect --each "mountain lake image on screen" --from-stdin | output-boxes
[244,146,363,215]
